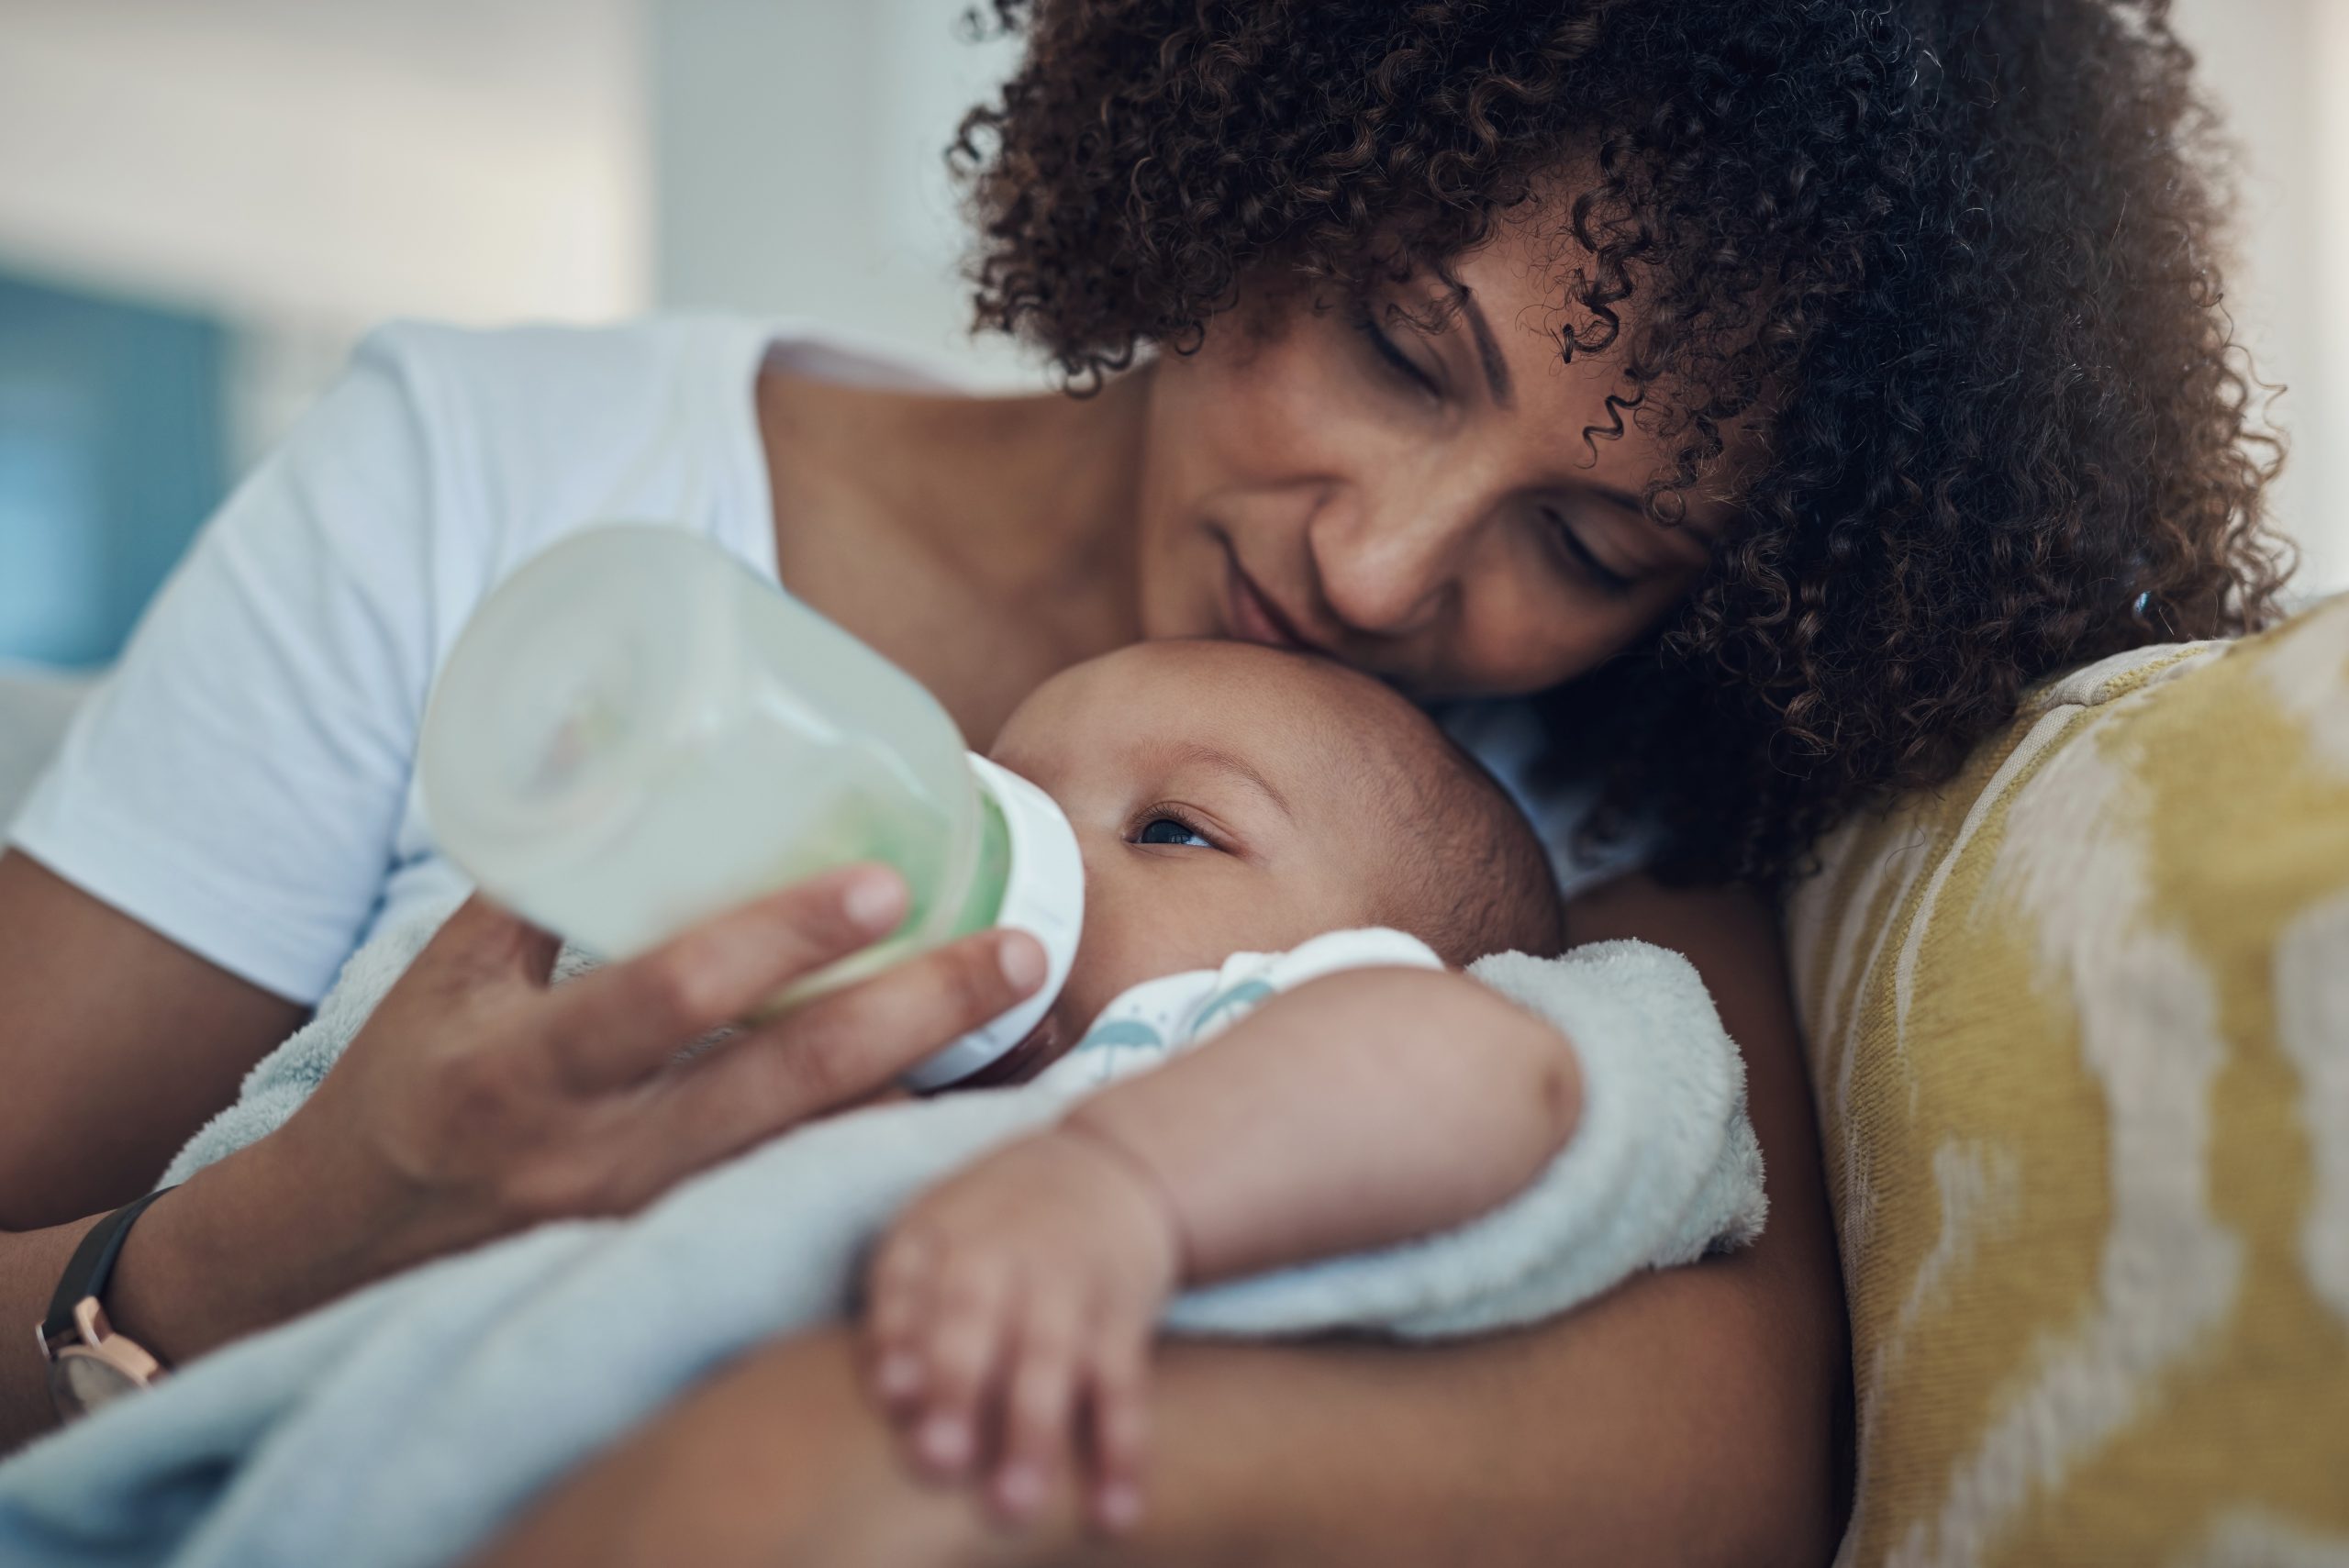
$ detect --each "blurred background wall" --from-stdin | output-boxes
[0,0,654,665]
[0,0,2342,669]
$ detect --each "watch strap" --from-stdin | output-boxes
[41,1186,175,1348]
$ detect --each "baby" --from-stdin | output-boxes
[857,639,1583,1531]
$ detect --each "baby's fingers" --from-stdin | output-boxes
[907,1257,1011,1482]
[990,1287,1084,1523]
[863,1232,933,1411]
[1084,1331,1152,1535]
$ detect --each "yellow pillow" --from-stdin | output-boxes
[1787,593,2349,1565]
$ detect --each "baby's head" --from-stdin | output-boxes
[987,640,1564,1055]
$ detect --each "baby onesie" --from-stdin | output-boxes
[1036,927,1445,1092]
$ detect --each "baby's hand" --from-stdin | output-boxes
[863,1122,1182,1534]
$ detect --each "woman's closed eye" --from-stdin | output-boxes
[1539,504,1637,597]
[1347,297,1442,401]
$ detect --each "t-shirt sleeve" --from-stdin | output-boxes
[8,329,451,1004]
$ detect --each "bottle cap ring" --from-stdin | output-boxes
[897,756,1085,1090]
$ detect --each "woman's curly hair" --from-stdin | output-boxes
[952,0,2294,889]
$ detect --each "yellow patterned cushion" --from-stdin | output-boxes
[1787,593,2349,1566]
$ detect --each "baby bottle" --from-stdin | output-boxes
[416,523,1083,1090]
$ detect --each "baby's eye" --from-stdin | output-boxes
[1136,816,1213,849]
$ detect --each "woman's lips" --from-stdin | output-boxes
[1224,554,1322,653]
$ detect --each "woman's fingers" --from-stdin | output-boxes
[628,927,1048,1166]
[546,865,909,1091]
[774,927,1047,1079]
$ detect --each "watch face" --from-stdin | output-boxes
[50,1347,140,1416]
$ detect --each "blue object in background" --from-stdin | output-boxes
[0,272,228,669]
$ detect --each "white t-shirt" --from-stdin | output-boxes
[8,317,1629,1006]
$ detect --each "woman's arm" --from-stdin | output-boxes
[0,851,309,1450]
[0,852,308,1230]
[480,874,1849,1568]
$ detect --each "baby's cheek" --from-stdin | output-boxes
[1055,871,1230,1037]
[1052,914,1149,1044]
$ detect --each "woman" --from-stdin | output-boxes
[0,0,2286,1561]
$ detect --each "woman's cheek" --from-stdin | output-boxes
[1432,585,1589,695]
[1452,561,1689,695]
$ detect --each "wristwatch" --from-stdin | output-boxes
[37,1186,176,1420]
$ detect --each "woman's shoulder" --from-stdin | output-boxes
[357,312,767,388]
[350,314,775,474]
[330,314,788,584]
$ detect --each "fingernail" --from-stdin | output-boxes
[919,1415,971,1471]
[876,1354,921,1398]
[998,932,1046,992]
[1097,1483,1141,1532]
[843,872,905,935]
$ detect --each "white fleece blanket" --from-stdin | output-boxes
[0,904,1765,1568]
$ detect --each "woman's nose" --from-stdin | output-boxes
[1306,489,1467,639]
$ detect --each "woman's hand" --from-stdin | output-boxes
[113,865,1048,1363]
[864,1126,1179,1534]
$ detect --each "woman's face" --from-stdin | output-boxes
[1131,217,1742,700]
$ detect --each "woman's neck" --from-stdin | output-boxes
[757,357,1153,740]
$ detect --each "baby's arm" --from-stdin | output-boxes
[862,966,1580,1531]
[1074,965,1579,1277]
